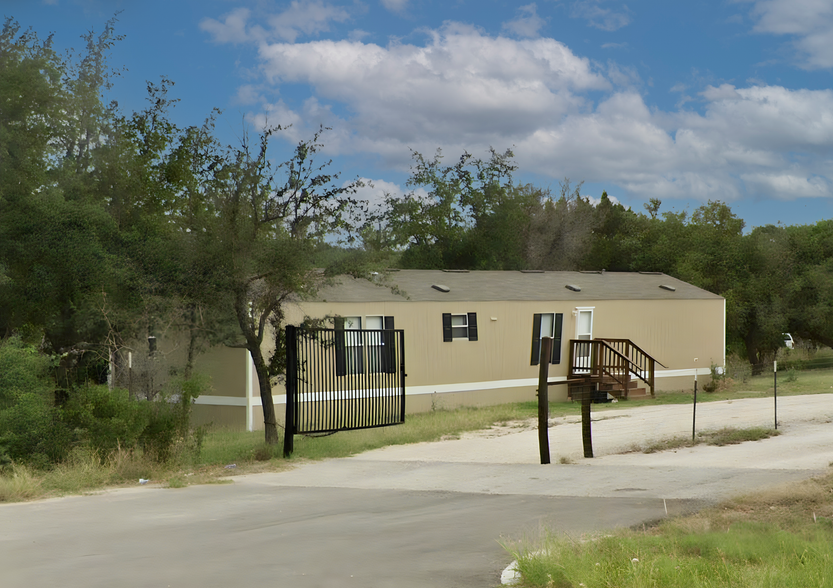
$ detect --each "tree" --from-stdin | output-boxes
[0,17,123,367]
[525,179,596,270]
[378,148,517,269]
[192,126,361,444]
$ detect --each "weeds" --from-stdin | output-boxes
[639,427,780,453]
[506,471,833,588]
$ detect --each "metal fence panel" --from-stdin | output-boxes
[284,326,406,455]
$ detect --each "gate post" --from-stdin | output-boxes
[537,337,553,464]
[283,325,297,458]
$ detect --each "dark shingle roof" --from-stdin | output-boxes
[312,270,723,303]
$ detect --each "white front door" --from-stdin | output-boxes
[574,308,594,371]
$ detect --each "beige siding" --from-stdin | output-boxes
[192,281,724,429]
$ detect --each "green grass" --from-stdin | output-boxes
[0,401,549,502]
[1,364,830,503]
[640,427,780,453]
[506,471,833,587]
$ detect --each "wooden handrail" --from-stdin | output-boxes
[596,338,667,368]
[568,338,662,398]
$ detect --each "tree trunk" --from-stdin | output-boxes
[249,343,280,445]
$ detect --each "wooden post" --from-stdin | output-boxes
[581,385,593,458]
[537,337,553,464]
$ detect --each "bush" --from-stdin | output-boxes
[0,337,53,408]
[60,385,149,457]
[0,336,210,467]
[0,392,72,466]
[0,337,71,466]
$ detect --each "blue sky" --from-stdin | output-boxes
[8,0,833,230]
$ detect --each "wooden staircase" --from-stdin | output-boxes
[566,338,665,402]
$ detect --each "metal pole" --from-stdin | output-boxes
[692,358,698,441]
[537,337,553,464]
[773,360,778,430]
[283,325,297,458]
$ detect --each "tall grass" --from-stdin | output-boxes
[0,401,547,502]
[507,471,833,588]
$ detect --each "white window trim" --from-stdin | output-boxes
[574,307,595,340]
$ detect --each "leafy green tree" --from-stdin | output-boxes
[379,148,517,269]
[525,180,595,270]
[187,126,361,444]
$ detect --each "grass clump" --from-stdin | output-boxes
[507,471,833,588]
[640,427,780,454]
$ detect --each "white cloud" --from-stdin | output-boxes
[200,1,351,45]
[268,0,351,42]
[700,83,741,101]
[380,0,409,13]
[255,22,608,149]
[570,0,632,32]
[502,4,547,38]
[352,178,405,209]
[200,8,251,44]
[746,0,833,69]
[231,20,833,204]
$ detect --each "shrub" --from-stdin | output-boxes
[0,337,53,408]
[0,338,71,466]
[0,333,210,467]
[60,385,149,457]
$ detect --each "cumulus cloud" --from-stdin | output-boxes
[255,22,608,150]
[228,18,833,203]
[746,0,833,69]
[352,178,404,208]
[570,0,632,31]
[380,0,409,13]
[200,8,251,44]
[502,4,547,38]
[200,0,350,44]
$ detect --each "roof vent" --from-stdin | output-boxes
[520,269,544,273]
[565,284,581,292]
[659,284,676,292]
[432,284,451,293]
[442,269,469,273]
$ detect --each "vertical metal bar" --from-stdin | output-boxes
[537,337,552,464]
[692,368,698,441]
[283,325,296,458]
[399,330,406,423]
[774,360,778,430]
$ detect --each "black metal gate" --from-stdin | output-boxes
[283,325,406,456]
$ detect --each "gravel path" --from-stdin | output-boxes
[349,394,833,468]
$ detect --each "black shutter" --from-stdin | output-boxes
[334,317,346,376]
[382,316,396,374]
[530,313,542,366]
[551,313,563,364]
[467,312,478,341]
[442,313,452,342]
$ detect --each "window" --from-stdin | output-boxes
[334,315,396,376]
[442,312,478,342]
[531,313,563,365]
[343,316,364,374]
[365,315,384,373]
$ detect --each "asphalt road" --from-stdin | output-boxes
[0,482,694,588]
[3,394,833,587]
